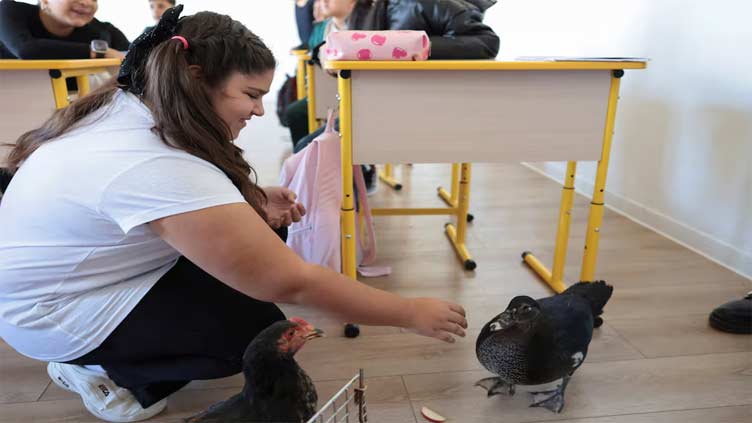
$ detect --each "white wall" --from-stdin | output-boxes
[484,0,752,279]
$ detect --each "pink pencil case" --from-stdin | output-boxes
[324,30,431,61]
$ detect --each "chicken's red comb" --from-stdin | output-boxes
[289,317,311,327]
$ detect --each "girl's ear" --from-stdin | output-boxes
[188,65,204,80]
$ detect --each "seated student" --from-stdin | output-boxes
[0,0,128,59]
[0,7,467,423]
[286,0,353,149]
[294,0,321,48]
[141,0,176,36]
[285,0,500,150]
[0,0,130,196]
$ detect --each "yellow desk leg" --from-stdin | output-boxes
[522,161,577,294]
[438,163,474,222]
[445,163,476,270]
[305,61,317,134]
[295,57,307,101]
[50,72,69,109]
[581,70,624,282]
[338,70,357,280]
[75,75,90,98]
[438,163,459,206]
[378,164,402,190]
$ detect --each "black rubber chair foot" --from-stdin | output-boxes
[521,251,532,260]
[464,259,477,271]
[344,323,360,338]
[466,213,475,223]
[394,184,403,190]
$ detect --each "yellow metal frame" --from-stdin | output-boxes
[0,59,121,109]
[304,60,318,133]
[338,72,357,279]
[0,58,121,70]
[336,68,477,271]
[522,71,626,292]
[324,60,647,71]
[378,164,403,190]
[437,164,460,206]
[330,60,646,283]
[50,67,104,108]
[291,49,309,101]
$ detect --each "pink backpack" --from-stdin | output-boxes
[324,30,431,61]
[279,111,390,276]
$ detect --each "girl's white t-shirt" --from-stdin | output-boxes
[0,90,246,362]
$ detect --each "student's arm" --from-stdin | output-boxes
[295,0,315,46]
[102,22,130,52]
[0,1,90,59]
[150,203,468,343]
[387,1,500,60]
[429,8,500,59]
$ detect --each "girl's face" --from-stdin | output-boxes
[40,0,98,28]
[149,0,173,23]
[210,70,275,140]
[321,0,355,19]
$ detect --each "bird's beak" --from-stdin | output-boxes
[304,327,325,340]
[494,312,516,331]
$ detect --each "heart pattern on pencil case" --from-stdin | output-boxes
[392,47,408,59]
[371,34,387,46]
[357,49,372,60]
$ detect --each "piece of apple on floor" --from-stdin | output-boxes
[421,406,446,422]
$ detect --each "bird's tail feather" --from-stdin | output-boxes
[562,280,613,316]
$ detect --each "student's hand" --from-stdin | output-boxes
[91,48,125,59]
[405,298,468,343]
[106,49,126,59]
[263,186,306,228]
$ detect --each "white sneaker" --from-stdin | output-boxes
[47,362,167,422]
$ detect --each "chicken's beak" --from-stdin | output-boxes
[304,327,325,340]
[495,312,516,330]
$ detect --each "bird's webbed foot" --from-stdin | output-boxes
[528,376,570,413]
[474,377,515,397]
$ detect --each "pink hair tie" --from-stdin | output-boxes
[171,35,189,50]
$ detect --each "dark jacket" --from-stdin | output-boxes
[0,0,129,59]
[351,0,499,59]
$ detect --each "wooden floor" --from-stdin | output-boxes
[1,115,750,422]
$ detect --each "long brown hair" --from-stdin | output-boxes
[6,11,275,220]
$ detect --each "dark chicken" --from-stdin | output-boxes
[186,318,324,422]
[475,281,613,413]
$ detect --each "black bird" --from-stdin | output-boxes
[186,318,324,422]
[475,281,613,413]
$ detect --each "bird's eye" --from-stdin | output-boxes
[521,305,531,313]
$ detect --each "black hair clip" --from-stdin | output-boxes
[117,4,184,95]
